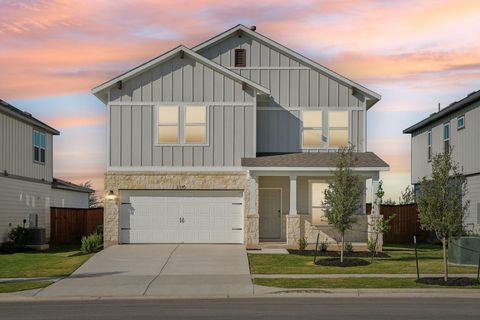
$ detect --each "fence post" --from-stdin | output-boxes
[414,235,420,281]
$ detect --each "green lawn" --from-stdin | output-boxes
[0,246,94,278]
[249,244,478,274]
[0,281,53,293]
[253,278,480,289]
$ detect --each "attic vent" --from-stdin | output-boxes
[235,49,246,67]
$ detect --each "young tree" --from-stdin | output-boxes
[399,185,416,204]
[417,151,469,282]
[382,198,397,205]
[80,181,100,208]
[323,146,363,263]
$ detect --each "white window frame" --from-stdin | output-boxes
[427,130,432,162]
[308,179,330,225]
[327,110,350,148]
[154,104,209,146]
[33,130,46,164]
[457,115,465,130]
[443,122,450,153]
[184,106,208,145]
[301,110,324,149]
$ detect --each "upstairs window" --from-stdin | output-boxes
[443,122,450,153]
[427,130,432,161]
[457,115,465,130]
[302,111,323,148]
[157,105,208,145]
[33,130,46,163]
[234,49,246,67]
[158,106,179,144]
[185,106,207,144]
[328,111,349,147]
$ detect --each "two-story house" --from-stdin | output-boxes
[0,99,93,243]
[93,25,389,248]
[404,90,480,233]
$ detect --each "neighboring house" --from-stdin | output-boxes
[93,25,389,248]
[0,99,93,243]
[404,90,480,233]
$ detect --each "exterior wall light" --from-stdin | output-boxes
[106,190,116,200]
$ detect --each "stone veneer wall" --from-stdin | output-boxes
[104,171,256,247]
[302,214,369,245]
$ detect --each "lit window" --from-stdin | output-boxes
[427,130,432,161]
[457,115,465,130]
[158,106,179,144]
[185,106,207,144]
[302,111,323,148]
[443,123,450,153]
[33,130,46,163]
[328,111,349,147]
[310,181,329,225]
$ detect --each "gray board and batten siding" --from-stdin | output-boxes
[198,33,367,153]
[0,110,54,182]
[107,55,256,168]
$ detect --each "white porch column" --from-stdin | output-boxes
[289,175,297,215]
[371,172,380,216]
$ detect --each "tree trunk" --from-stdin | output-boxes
[442,237,448,282]
[340,232,344,263]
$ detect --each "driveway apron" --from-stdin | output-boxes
[36,244,252,298]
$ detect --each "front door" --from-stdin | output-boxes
[259,189,282,240]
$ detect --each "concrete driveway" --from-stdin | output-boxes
[37,244,253,298]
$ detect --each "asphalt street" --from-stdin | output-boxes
[1,297,479,320]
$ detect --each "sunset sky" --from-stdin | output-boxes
[2,0,480,201]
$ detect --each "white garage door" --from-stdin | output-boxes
[120,190,244,244]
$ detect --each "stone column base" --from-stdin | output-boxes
[246,214,259,247]
[286,215,301,248]
[367,214,383,252]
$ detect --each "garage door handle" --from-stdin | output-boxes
[121,228,131,230]
[232,228,243,230]
[232,203,243,205]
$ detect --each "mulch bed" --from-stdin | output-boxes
[288,249,389,258]
[314,257,371,267]
[416,277,480,286]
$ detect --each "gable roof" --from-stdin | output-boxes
[192,24,381,109]
[92,45,270,103]
[403,89,480,134]
[52,178,94,193]
[0,99,60,135]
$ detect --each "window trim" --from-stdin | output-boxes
[234,49,246,67]
[457,115,465,130]
[327,110,350,148]
[301,110,324,149]
[308,179,330,225]
[33,129,46,165]
[154,105,209,147]
[427,130,432,162]
[443,122,450,153]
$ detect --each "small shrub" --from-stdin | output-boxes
[8,226,30,247]
[298,237,307,251]
[319,239,329,252]
[81,232,103,254]
[344,242,353,254]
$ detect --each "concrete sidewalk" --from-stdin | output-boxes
[253,273,479,279]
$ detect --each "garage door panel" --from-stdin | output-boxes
[120,191,243,244]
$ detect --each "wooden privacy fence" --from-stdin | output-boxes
[50,207,103,245]
[366,203,428,243]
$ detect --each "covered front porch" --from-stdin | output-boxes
[242,153,389,249]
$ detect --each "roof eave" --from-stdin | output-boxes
[193,24,381,103]
[91,45,270,104]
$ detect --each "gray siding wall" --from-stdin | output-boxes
[198,34,365,108]
[198,34,367,153]
[108,55,256,168]
[411,101,480,184]
[0,111,53,181]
